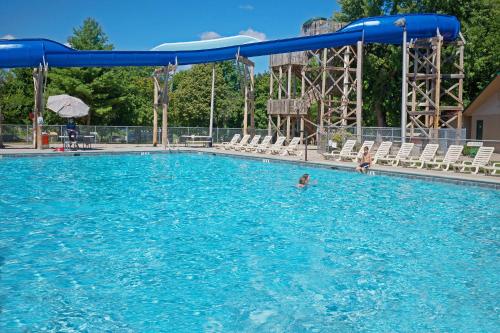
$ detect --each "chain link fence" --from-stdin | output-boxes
[320,126,500,155]
[0,124,269,146]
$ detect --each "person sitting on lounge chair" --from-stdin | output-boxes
[356,146,372,173]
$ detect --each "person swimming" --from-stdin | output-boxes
[356,146,372,173]
[297,173,311,188]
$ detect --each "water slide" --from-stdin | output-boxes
[0,14,460,69]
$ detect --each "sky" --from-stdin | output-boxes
[0,0,340,72]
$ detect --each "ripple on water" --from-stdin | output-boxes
[0,153,499,332]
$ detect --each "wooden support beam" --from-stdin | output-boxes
[237,56,254,67]
[155,64,176,149]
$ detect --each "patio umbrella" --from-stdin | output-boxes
[47,94,89,118]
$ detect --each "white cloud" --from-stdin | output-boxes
[239,4,254,11]
[64,42,72,47]
[239,28,266,41]
[1,34,15,40]
[200,31,221,40]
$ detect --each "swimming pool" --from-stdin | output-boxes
[0,153,499,332]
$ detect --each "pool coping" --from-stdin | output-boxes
[1,147,499,190]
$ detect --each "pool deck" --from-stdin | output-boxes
[1,143,499,189]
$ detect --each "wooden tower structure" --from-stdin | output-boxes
[267,18,364,143]
[405,34,465,138]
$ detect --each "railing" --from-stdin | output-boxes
[0,124,269,145]
[319,126,500,154]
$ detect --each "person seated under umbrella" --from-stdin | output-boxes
[66,118,79,148]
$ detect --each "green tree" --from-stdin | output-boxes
[0,69,34,124]
[254,72,270,128]
[170,62,246,128]
[47,17,114,125]
[68,18,113,51]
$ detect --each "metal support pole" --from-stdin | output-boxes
[401,27,408,142]
[0,105,3,149]
[243,84,248,136]
[300,68,306,144]
[160,65,174,149]
[209,63,216,138]
[433,35,443,132]
[319,48,327,142]
[341,46,350,127]
[249,64,255,136]
[356,41,364,143]
[286,64,292,140]
[268,67,273,136]
[33,66,45,150]
[303,129,308,161]
[153,77,159,147]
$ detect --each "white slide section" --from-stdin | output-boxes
[151,35,259,51]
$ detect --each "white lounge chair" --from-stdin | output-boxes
[260,136,286,154]
[323,139,356,160]
[400,143,439,168]
[280,137,302,156]
[252,136,272,152]
[372,141,393,164]
[247,135,270,152]
[348,141,375,162]
[452,146,495,174]
[217,134,240,150]
[231,134,251,151]
[424,145,463,171]
[236,135,260,151]
[483,162,500,176]
[377,143,415,166]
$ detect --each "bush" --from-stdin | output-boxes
[463,146,479,157]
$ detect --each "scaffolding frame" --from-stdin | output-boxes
[405,35,465,138]
[267,42,363,143]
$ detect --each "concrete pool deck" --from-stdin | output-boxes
[1,143,499,189]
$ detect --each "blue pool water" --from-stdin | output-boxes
[0,153,499,332]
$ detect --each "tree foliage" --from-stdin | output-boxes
[1,5,498,129]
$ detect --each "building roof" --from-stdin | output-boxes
[463,74,500,117]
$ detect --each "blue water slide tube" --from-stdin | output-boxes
[0,14,459,68]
